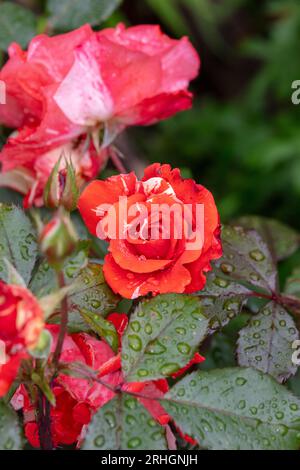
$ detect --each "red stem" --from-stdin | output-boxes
[52,271,68,366]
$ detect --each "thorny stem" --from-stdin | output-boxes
[52,271,69,368]
[67,364,159,400]
[110,146,127,174]
[37,270,69,450]
[37,389,53,450]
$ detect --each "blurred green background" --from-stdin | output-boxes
[1,0,300,229]
[119,0,300,228]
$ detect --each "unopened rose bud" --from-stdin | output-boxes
[39,209,78,268]
[43,157,79,212]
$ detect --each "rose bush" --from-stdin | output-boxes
[78,163,222,298]
[0,281,43,397]
[0,23,199,207]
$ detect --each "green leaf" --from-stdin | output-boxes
[79,308,119,352]
[30,241,119,330]
[3,258,26,287]
[162,367,300,450]
[29,240,89,297]
[235,216,300,261]
[122,294,208,382]
[237,301,299,382]
[39,282,78,319]
[47,0,122,31]
[48,263,120,332]
[0,204,38,285]
[67,263,119,325]
[214,225,277,294]
[29,329,52,360]
[198,269,251,332]
[83,394,167,450]
[0,402,22,450]
[0,2,37,51]
[31,372,56,406]
[285,267,300,298]
[200,314,251,370]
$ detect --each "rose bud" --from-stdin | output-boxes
[39,209,78,267]
[44,157,80,212]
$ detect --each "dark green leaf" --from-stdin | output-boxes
[198,269,251,332]
[48,263,119,332]
[162,368,300,450]
[29,329,53,360]
[0,2,37,51]
[83,394,167,450]
[68,262,119,318]
[0,402,22,450]
[29,240,89,297]
[237,301,299,382]
[47,0,122,31]
[79,308,119,352]
[235,216,300,261]
[214,225,277,294]
[122,294,208,382]
[0,204,38,285]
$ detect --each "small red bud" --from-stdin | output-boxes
[39,209,78,268]
[44,157,79,212]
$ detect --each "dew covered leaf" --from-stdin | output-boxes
[237,302,299,382]
[198,269,251,333]
[29,240,89,297]
[30,240,119,331]
[47,0,122,31]
[67,263,120,324]
[0,204,38,285]
[82,394,167,450]
[79,308,119,352]
[162,367,300,450]
[235,216,300,261]
[200,314,250,370]
[46,263,119,332]
[0,2,37,51]
[0,402,22,450]
[213,225,277,294]
[122,294,208,382]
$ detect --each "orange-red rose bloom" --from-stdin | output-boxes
[0,24,199,207]
[78,164,222,299]
[0,281,43,396]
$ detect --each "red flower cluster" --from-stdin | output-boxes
[13,315,204,448]
[78,163,222,298]
[0,24,199,207]
[0,281,43,397]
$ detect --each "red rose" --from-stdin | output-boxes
[0,24,199,207]
[78,163,222,299]
[13,314,203,447]
[0,281,44,396]
[13,318,170,448]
